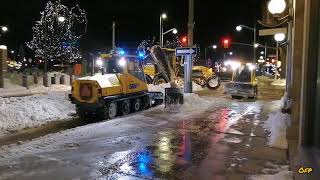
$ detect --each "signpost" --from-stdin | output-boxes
[175,47,198,93]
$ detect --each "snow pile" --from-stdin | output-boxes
[271,79,286,87]
[148,82,203,94]
[181,93,211,111]
[0,90,75,135]
[263,110,291,149]
[249,165,293,180]
[148,83,171,94]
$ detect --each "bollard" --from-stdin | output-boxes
[43,73,49,87]
[22,75,28,89]
[51,76,56,84]
[60,75,65,84]
[33,74,38,84]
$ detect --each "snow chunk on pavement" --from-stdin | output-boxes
[249,165,293,180]
[0,90,75,135]
[263,110,291,149]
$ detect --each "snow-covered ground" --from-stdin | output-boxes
[0,85,74,136]
[249,165,293,180]
[0,93,229,161]
[0,82,204,137]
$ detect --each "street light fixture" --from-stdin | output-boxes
[268,0,286,15]
[163,28,178,35]
[172,28,178,34]
[161,13,167,19]
[58,16,66,22]
[236,25,242,32]
[1,26,8,32]
[229,52,233,55]
[162,28,178,47]
[236,24,257,62]
[212,45,217,49]
[274,33,286,42]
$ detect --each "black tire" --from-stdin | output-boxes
[76,107,94,122]
[153,75,168,85]
[105,102,117,119]
[206,76,221,90]
[121,100,130,115]
[145,75,153,84]
[132,98,142,112]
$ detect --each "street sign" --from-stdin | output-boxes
[259,28,287,36]
[175,47,198,56]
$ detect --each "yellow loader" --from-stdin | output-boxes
[69,50,163,121]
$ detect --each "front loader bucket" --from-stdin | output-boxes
[165,88,184,108]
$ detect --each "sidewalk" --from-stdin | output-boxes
[0,84,71,97]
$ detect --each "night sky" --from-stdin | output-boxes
[0,0,265,58]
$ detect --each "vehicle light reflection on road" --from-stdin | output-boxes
[137,151,153,176]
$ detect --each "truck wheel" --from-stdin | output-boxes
[207,76,221,90]
[121,100,130,115]
[106,102,117,119]
[76,108,93,122]
[132,98,141,112]
[153,76,168,85]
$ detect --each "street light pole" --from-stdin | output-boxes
[188,0,194,47]
[236,24,257,63]
[159,16,162,47]
[112,21,116,49]
[159,13,167,47]
[253,26,256,63]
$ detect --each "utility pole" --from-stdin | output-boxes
[184,0,195,93]
[112,21,116,49]
[188,0,194,47]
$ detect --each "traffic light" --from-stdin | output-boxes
[181,36,187,46]
[221,37,231,48]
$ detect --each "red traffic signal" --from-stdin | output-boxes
[182,36,187,43]
[221,37,231,48]
[181,36,188,46]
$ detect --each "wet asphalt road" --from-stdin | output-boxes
[0,96,288,180]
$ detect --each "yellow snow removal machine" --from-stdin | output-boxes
[224,61,258,99]
[143,46,220,89]
[69,49,163,121]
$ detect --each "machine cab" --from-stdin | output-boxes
[99,50,148,94]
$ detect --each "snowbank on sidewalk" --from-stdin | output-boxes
[0,88,74,136]
[148,82,203,94]
[271,79,286,87]
[263,109,291,149]
[249,165,293,180]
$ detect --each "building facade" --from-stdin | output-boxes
[287,0,320,179]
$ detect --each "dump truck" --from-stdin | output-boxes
[143,46,220,89]
[69,50,163,121]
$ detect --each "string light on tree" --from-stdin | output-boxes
[27,0,88,65]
